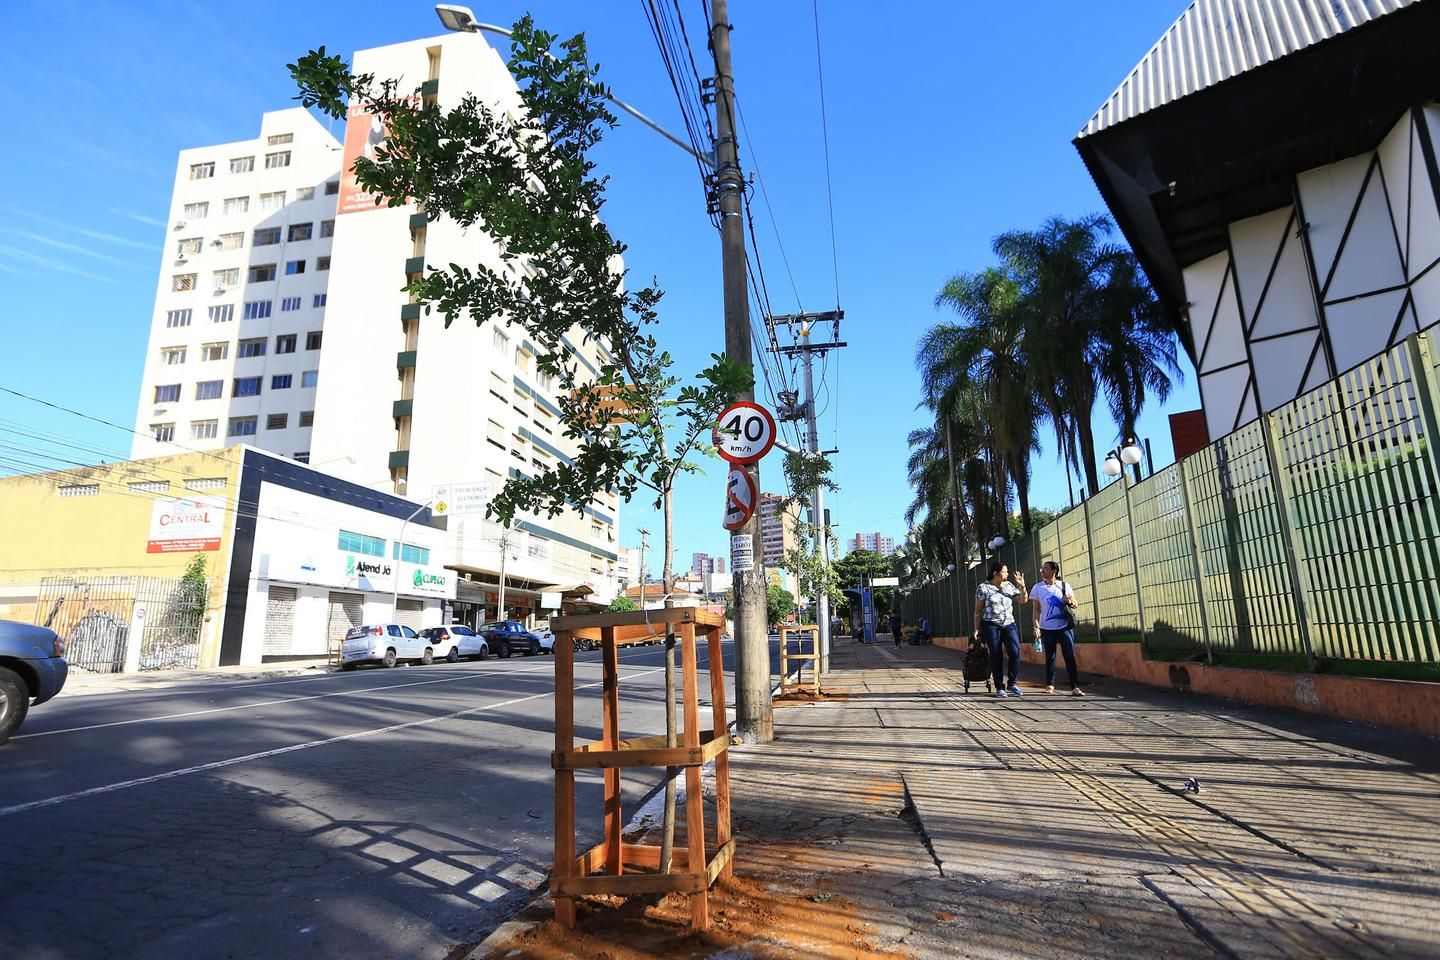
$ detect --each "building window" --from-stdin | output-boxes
[208,304,234,323]
[213,268,239,290]
[218,231,243,250]
[154,383,181,403]
[264,151,292,169]
[316,256,331,271]
[299,410,314,427]
[287,223,313,242]
[182,201,208,219]
[185,477,226,491]
[201,342,228,362]
[276,334,297,354]
[320,219,335,238]
[285,260,305,275]
[248,264,276,283]
[324,180,339,195]
[233,376,262,397]
[259,191,286,211]
[281,296,302,312]
[237,338,266,358]
[266,413,288,430]
[338,530,385,557]
[190,420,218,440]
[515,346,533,373]
[296,186,315,201]
[195,379,223,400]
[165,309,192,328]
[151,423,176,442]
[492,329,509,352]
[172,273,196,292]
[313,294,327,308]
[392,543,431,565]
[305,331,322,350]
[229,156,254,174]
[242,299,272,319]
[160,347,186,366]
[228,416,258,437]
[301,370,318,388]
[267,133,293,145]
[177,237,202,256]
[223,196,249,215]
[253,227,281,246]
[271,374,293,390]
[58,484,99,498]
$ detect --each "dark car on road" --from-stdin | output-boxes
[1,619,69,744]
[479,620,542,659]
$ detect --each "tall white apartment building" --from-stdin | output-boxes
[131,109,342,462]
[847,532,896,556]
[309,33,620,620]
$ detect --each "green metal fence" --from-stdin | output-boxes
[899,327,1440,680]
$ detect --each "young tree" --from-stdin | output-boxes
[606,596,638,613]
[290,16,750,879]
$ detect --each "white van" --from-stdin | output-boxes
[340,624,429,669]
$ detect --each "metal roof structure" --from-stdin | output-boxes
[1078,0,1418,139]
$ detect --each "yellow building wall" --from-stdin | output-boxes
[0,447,245,664]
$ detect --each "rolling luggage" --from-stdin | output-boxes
[962,639,992,693]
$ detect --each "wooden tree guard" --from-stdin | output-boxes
[550,607,733,931]
[778,624,821,696]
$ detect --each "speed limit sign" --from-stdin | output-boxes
[713,402,776,464]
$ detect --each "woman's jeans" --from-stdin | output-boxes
[981,621,1021,690]
[1041,627,1079,688]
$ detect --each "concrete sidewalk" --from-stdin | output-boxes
[480,639,1440,958]
[59,657,334,697]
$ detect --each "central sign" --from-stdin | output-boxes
[147,495,225,553]
[722,466,757,531]
[713,402,777,464]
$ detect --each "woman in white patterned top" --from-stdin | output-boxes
[971,560,1027,698]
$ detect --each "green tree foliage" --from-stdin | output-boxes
[766,583,796,626]
[606,596,638,613]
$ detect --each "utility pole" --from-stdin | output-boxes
[637,528,650,610]
[709,0,771,742]
[769,310,844,673]
[497,527,510,620]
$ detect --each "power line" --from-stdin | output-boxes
[736,101,803,313]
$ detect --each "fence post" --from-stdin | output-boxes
[1176,458,1216,665]
[1082,497,1103,642]
[1405,332,1440,496]
[1121,477,1148,647]
[1259,410,1317,671]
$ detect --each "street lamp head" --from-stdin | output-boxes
[987,536,1006,552]
[1102,452,1123,477]
[1119,438,1143,466]
[946,563,956,572]
[435,4,479,32]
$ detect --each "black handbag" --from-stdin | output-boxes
[1057,580,1077,630]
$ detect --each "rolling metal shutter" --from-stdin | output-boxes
[327,591,364,640]
[263,586,298,656]
[395,598,424,630]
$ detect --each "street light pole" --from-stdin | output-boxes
[392,497,436,616]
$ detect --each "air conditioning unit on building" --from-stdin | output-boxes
[210,239,224,247]
[176,253,188,263]
[213,287,227,296]
[173,221,186,231]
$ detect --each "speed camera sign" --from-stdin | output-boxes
[713,402,777,464]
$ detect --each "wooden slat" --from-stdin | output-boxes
[552,607,723,631]
[705,839,737,885]
[552,731,724,769]
[575,840,607,878]
[602,627,621,877]
[553,604,577,929]
[621,843,689,869]
[707,629,732,879]
[553,871,705,897]
[680,622,709,930]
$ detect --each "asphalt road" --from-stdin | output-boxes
[0,637,771,960]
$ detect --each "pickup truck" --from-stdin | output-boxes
[479,620,542,659]
[1,619,69,744]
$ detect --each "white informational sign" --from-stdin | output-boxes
[539,591,562,610]
[432,481,495,517]
[722,466,757,531]
[871,576,900,588]
[147,496,225,553]
[713,402,777,464]
[730,533,755,573]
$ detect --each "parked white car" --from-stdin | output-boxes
[340,624,429,669]
[419,624,489,662]
[533,622,555,655]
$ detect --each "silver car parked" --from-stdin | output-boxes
[340,624,429,669]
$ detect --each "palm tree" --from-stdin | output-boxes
[926,268,1042,533]
[1094,253,1181,453]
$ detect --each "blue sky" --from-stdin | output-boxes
[0,0,1197,573]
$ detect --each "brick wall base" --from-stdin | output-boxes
[931,636,1440,738]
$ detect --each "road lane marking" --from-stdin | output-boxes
[0,666,665,819]
[14,662,568,740]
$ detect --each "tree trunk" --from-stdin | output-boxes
[1076,410,1101,498]
[658,486,679,874]
[1011,451,1033,534]
[943,419,969,567]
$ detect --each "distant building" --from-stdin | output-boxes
[758,492,801,568]
[846,532,896,557]
[690,552,726,576]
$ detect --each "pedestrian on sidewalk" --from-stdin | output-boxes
[918,616,932,645]
[1030,561,1084,696]
[889,613,903,647]
[972,561,1027,698]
